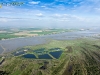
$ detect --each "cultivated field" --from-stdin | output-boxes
[0,28,77,40]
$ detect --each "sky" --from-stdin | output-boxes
[0,0,100,28]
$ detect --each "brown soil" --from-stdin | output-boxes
[62,61,73,75]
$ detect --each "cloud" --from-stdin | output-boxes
[1,0,100,28]
[52,14,71,19]
[41,6,46,8]
[52,14,61,18]
[29,1,40,5]
[35,13,44,17]
[0,17,9,22]
[94,8,100,13]
[0,17,27,19]
[51,13,92,22]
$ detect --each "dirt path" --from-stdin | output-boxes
[62,62,73,75]
[62,56,73,75]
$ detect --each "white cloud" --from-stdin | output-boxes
[1,0,100,28]
[41,6,46,8]
[35,13,44,17]
[0,18,9,22]
[52,14,61,18]
[52,14,70,19]
[29,1,40,5]
[94,8,100,13]
[51,13,93,22]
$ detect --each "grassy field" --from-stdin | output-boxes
[29,29,74,35]
[0,33,24,40]
[0,39,100,75]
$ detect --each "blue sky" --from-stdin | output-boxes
[0,0,100,28]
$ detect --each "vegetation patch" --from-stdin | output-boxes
[0,39,100,75]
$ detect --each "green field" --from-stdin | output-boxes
[0,39,100,75]
[0,28,79,40]
[0,33,24,40]
[29,29,75,35]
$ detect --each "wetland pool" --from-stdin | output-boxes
[50,51,63,59]
[23,54,36,59]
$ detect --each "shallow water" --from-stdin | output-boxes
[23,54,36,58]
[50,51,63,59]
[13,51,25,56]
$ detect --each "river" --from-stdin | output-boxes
[0,29,100,54]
